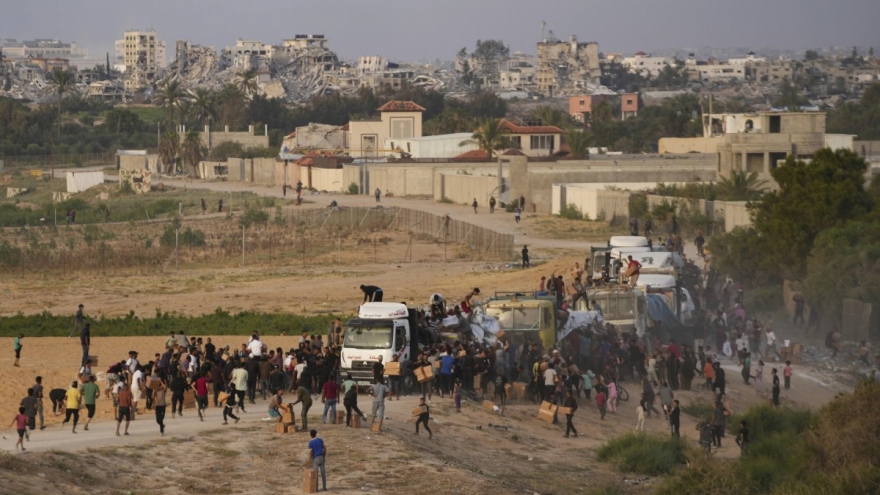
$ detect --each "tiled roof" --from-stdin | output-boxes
[501,148,526,156]
[376,100,426,112]
[454,149,488,159]
[499,119,564,135]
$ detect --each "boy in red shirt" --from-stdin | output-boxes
[194,373,209,421]
[596,389,607,420]
[10,406,27,451]
[783,361,792,390]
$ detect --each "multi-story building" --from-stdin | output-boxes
[220,39,274,69]
[0,38,87,59]
[728,52,766,66]
[118,30,166,90]
[746,59,794,83]
[357,56,389,74]
[536,35,600,97]
[622,52,673,77]
[687,62,746,82]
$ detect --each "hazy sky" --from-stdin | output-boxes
[2,0,877,62]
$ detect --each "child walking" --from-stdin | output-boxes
[595,388,607,420]
[453,380,461,413]
[414,397,433,439]
[606,381,618,414]
[756,360,764,390]
[223,383,240,425]
[11,407,27,450]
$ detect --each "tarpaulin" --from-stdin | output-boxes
[557,310,604,342]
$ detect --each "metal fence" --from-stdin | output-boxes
[284,206,514,260]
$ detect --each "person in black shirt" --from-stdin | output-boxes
[372,357,384,384]
[80,323,91,366]
[360,285,383,303]
[736,420,750,456]
[668,399,681,437]
[204,338,216,362]
[771,368,781,407]
[493,367,508,414]
[562,390,579,438]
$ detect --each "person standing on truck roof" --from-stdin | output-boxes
[360,285,383,303]
[625,255,641,287]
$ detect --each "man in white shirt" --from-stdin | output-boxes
[248,337,263,359]
[765,327,780,361]
[131,365,144,420]
[283,352,295,391]
[543,366,557,403]
[126,351,139,375]
[230,363,249,413]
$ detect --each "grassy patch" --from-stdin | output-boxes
[596,433,689,476]
[530,215,623,241]
[681,400,715,420]
[205,446,240,457]
[0,307,344,337]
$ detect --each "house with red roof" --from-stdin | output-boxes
[498,119,564,157]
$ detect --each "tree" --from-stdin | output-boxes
[772,78,809,110]
[470,39,509,85]
[804,50,820,61]
[530,106,570,128]
[459,118,518,159]
[48,69,74,138]
[706,227,778,288]
[235,69,260,99]
[155,80,187,126]
[158,130,180,174]
[217,84,247,131]
[804,221,880,321]
[750,149,873,281]
[715,170,766,201]
[180,129,206,175]
[189,88,217,127]
[565,127,592,158]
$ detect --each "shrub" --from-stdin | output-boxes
[558,203,588,221]
[629,193,650,219]
[347,182,359,195]
[596,433,689,476]
[744,285,784,313]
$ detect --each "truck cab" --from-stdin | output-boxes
[340,303,417,386]
[590,236,651,281]
[574,287,648,337]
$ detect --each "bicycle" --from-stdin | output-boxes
[616,382,630,402]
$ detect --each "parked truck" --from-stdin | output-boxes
[483,288,649,350]
[339,302,419,386]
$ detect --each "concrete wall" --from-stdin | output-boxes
[193,126,270,150]
[310,167,344,192]
[551,185,630,221]
[659,136,721,154]
[66,171,104,193]
[434,174,499,205]
[645,194,751,232]
[250,158,276,186]
[118,154,148,172]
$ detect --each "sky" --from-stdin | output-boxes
[1,0,878,62]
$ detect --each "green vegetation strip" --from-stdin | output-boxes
[0,308,344,337]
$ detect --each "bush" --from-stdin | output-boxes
[744,285,784,313]
[558,203,588,221]
[629,193,650,219]
[596,433,689,476]
[347,182,359,195]
[0,309,342,337]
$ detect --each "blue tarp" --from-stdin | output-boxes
[646,294,688,343]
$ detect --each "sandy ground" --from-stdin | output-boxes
[0,182,857,495]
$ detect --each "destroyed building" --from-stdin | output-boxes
[536,35,601,97]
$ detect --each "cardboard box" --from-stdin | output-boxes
[88,355,99,367]
[303,468,318,493]
[371,417,383,432]
[482,400,495,412]
[512,382,527,399]
[384,362,401,376]
[147,377,162,391]
[557,406,572,416]
[412,406,424,416]
[352,414,361,429]
[537,408,555,423]
[416,366,434,383]
[276,422,288,433]
[183,394,196,409]
[496,330,506,340]
[504,383,512,399]
[335,411,345,424]
[473,376,483,391]
[282,411,294,425]
[217,392,229,404]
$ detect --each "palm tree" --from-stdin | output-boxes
[190,88,218,127]
[530,106,570,128]
[180,129,206,176]
[217,84,247,130]
[48,69,74,138]
[234,69,259,99]
[459,118,518,160]
[565,127,593,158]
[158,130,180,174]
[716,170,767,201]
[155,80,187,126]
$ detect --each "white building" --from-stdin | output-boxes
[384,133,477,159]
[357,56,389,74]
[220,39,274,69]
[728,52,766,66]
[622,52,673,77]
